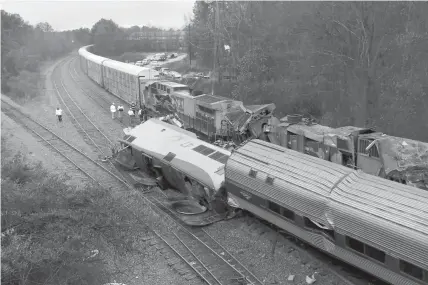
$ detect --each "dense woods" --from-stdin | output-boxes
[187,2,428,142]
[1,10,91,100]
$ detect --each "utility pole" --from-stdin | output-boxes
[188,24,192,67]
[211,0,220,96]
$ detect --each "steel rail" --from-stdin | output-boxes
[52,60,130,185]
[152,230,216,285]
[1,101,127,187]
[71,52,365,285]
[147,195,263,285]
[173,232,223,285]
[53,59,252,283]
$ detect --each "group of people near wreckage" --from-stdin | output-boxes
[110,102,148,126]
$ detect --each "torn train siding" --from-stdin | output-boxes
[375,136,428,189]
[262,115,428,190]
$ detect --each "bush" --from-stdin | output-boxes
[1,147,143,285]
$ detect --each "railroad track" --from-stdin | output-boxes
[41,56,367,285]
[148,195,263,285]
[2,99,261,285]
[2,60,266,285]
[1,100,128,190]
[68,58,118,111]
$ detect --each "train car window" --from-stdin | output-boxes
[346,236,364,254]
[163,152,176,162]
[358,139,379,158]
[399,260,424,280]
[365,244,385,263]
[193,145,215,156]
[267,201,281,214]
[281,208,295,221]
[266,176,275,185]
[249,169,257,178]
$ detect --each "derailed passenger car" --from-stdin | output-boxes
[118,119,230,201]
[225,139,428,285]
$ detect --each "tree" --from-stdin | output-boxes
[35,22,53,32]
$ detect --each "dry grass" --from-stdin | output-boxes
[0,137,150,285]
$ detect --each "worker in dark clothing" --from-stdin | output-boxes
[117,104,124,121]
[138,108,144,122]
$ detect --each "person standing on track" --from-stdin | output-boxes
[138,108,144,123]
[117,104,124,120]
[55,107,63,122]
[110,103,116,119]
[128,107,135,127]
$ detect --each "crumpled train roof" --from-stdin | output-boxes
[224,108,251,130]
[376,135,428,173]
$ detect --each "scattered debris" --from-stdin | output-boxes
[306,274,316,284]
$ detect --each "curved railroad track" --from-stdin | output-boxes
[50,55,377,285]
[2,59,265,285]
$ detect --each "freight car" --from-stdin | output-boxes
[78,45,160,106]
[78,45,107,85]
[118,119,428,285]
[225,139,428,285]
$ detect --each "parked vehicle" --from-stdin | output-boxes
[160,67,171,75]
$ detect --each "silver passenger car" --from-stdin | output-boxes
[225,139,428,285]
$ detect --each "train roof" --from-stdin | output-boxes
[127,119,230,190]
[156,81,188,88]
[78,45,108,65]
[196,94,231,104]
[103,59,159,77]
[227,139,428,267]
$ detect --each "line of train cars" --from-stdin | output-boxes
[78,45,427,190]
[118,118,428,285]
[78,45,275,141]
[78,45,160,106]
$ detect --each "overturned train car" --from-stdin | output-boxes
[226,139,428,285]
[117,118,230,201]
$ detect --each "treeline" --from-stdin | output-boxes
[187,2,428,142]
[90,18,183,56]
[1,10,91,100]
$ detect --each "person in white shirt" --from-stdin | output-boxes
[128,108,135,127]
[55,107,63,122]
[110,103,116,119]
[117,104,124,119]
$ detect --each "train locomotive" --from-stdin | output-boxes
[117,118,428,285]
